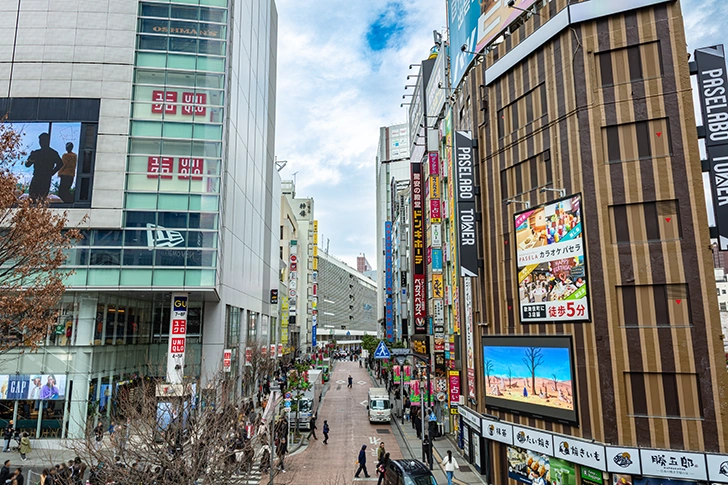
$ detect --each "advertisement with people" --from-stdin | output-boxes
[483,336,577,423]
[6,122,82,204]
[514,194,590,323]
[0,374,67,400]
[507,445,576,485]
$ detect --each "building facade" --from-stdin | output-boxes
[0,0,279,438]
[439,0,728,482]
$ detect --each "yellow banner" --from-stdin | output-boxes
[518,264,539,284]
[433,274,444,298]
[429,175,441,199]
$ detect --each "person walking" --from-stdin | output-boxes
[306,415,318,441]
[348,375,353,389]
[276,436,287,473]
[10,467,23,485]
[3,422,14,452]
[94,423,103,451]
[322,420,330,444]
[376,452,390,485]
[377,442,386,463]
[18,434,30,462]
[354,445,370,478]
[0,460,11,484]
[441,450,460,485]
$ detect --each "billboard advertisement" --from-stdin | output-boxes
[0,374,68,401]
[514,194,589,323]
[483,335,578,424]
[454,131,478,278]
[0,98,100,207]
[448,0,480,88]
[507,446,576,485]
[412,162,427,334]
[475,0,539,54]
[694,45,728,249]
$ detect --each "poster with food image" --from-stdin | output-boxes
[514,194,590,323]
[507,446,576,485]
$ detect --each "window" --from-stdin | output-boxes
[602,118,671,164]
[597,41,662,87]
[617,284,690,327]
[370,400,389,410]
[626,372,702,418]
[721,302,727,311]
[500,150,552,200]
[497,83,548,138]
[609,200,681,243]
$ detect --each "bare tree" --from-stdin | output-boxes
[522,347,544,395]
[551,373,559,392]
[71,370,285,485]
[507,366,514,388]
[484,360,494,387]
[243,340,278,398]
[0,124,82,354]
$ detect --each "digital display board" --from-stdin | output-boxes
[483,335,578,424]
[514,194,590,323]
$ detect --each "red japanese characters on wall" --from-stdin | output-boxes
[152,90,207,116]
[148,157,204,180]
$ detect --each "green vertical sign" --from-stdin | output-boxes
[580,466,603,485]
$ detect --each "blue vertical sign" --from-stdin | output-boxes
[386,297,394,342]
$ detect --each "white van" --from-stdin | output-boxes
[367,388,391,423]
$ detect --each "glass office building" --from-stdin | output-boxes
[0,0,279,438]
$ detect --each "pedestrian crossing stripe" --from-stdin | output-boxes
[374,341,391,359]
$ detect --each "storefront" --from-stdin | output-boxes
[481,417,728,485]
[458,405,487,475]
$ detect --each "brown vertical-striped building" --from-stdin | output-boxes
[453,0,728,481]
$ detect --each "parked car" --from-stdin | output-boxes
[383,459,437,485]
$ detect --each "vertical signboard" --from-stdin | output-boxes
[167,293,188,384]
[289,241,298,317]
[385,222,393,293]
[223,349,232,372]
[694,45,728,249]
[386,297,394,341]
[454,131,478,278]
[412,162,427,334]
[448,370,460,414]
[463,278,476,402]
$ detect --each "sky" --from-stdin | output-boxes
[274,0,728,269]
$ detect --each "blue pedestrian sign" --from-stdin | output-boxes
[374,341,391,359]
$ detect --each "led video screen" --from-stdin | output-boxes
[483,335,578,424]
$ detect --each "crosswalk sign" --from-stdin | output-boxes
[374,341,391,359]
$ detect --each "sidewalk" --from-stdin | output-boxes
[367,368,488,485]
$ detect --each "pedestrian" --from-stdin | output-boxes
[322,420,329,444]
[377,442,386,463]
[306,415,318,441]
[0,460,10,484]
[354,444,370,478]
[3,422,14,452]
[18,434,30,462]
[93,423,103,451]
[259,444,271,474]
[277,436,287,473]
[376,452,390,485]
[9,467,23,485]
[348,375,353,389]
[108,422,115,443]
[403,395,411,421]
[441,450,460,485]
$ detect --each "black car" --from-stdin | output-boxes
[383,459,438,485]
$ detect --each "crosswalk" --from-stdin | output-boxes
[232,462,264,484]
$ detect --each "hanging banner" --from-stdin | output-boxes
[412,162,427,334]
[448,370,460,414]
[166,293,188,384]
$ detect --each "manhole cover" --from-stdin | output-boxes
[376,429,390,434]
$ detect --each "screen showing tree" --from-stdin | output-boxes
[482,335,577,424]
[0,98,99,208]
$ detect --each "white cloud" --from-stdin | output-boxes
[275,0,444,268]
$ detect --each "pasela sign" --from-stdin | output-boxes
[454,131,478,277]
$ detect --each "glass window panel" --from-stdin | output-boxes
[163,122,193,138]
[121,268,152,287]
[196,72,224,88]
[157,176,192,193]
[169,37,197,54]
[124,230,148,246]
[166,71,198,88]
[125,192,158,209]
[188,213,217,229]
[200,0,227,7]
[185,269,216,286]
[140,18,170,35]
[63,248,89,266]
[167,53,197,70]
[135,52,167,68]
[93,230,124,246]
[158,212,188,228]
[199,195,218,211]
[199,23,225,38]
[129,138,162,155]
[140,3,169,18]
[193,123,222,140]
[158,193,190,210]
[138,35,168,51]
[200,7,226,23]
[123,249,154,266]
[125,211,157,228]
[198,39,225,56]
[170,5,199,20]
[153,269,186,286]
[186,250,216,267]
[87,269,120,286]
[131,121,163,137]
[64,269,87,286]
[161,139,193,156]
[134,69,166,85]
[127,174,160,191]
[190,176,220,194]
[192,141,222,158]
[90,249,121,266]
[196,56,225,72]
[185,231,218,248]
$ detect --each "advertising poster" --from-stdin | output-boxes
[410,379,421,406]
[475,0,540,53]
[393,366,401,384]
[0,374,68,401]
[612,475,633,485]
[403,365,412,384]
[514,194,589,323]
[448,0,480,87]
[483,336,577,423]
[448,370,460,413]
[411,162,427,334]
[507,446,576,485]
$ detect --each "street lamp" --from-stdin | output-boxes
[539,187,567,198]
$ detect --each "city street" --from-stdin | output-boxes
[271,361,404,484]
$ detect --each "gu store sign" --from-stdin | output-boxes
[166,293,188,384]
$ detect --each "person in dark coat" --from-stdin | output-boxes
[306,415,318,441]
[3,422,14,452]
[354,445,370,478]
[0,460,11,484]
[322,420,329,444]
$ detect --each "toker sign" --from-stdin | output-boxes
[454,131,478,277]
[695,45,728,249]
